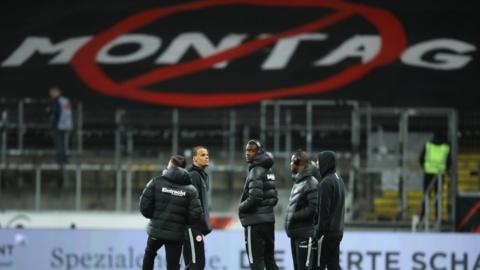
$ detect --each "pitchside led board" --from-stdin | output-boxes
[0,230,479,270]
[0,0,478,108]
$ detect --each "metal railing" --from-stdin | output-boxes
[0,98,460,229]
[356,107,458,228]
[0,162,244,212]
[416,173,444,231]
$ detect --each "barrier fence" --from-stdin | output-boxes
[0,98,462,230]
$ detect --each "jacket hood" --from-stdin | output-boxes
[293,164,316,183]
[318,151,336,177]
[249,151,274,170]
[162,167,191,185]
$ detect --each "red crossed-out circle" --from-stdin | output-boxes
[71,0,407,108]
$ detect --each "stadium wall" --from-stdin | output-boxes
[0,229,479,270]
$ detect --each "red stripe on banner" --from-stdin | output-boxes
[121,11,353,88]
[457,201,480,231]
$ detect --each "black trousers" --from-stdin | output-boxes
[244,223,279,270]
[52,130,68,187]
[291,238,318,270]
[53,129,68,166]
[183,228,205,270]
[421,173,440,219]
[318,235,342,270]
[142,236,183,270]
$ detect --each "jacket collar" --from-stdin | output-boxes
[248,152,274,171]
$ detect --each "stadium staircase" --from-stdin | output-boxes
[367,153,480,221]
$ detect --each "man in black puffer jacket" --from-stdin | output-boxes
[239,139,279,270]
[183,146,212,270]
[314,151,345,270]
[140,155,203,270]
[285,150,319,270]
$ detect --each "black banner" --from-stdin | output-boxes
[0,0,478,108]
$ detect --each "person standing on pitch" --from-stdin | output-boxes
[314,151,345,270]
[183,146,212,270]
[285,150,319,270]
[239,140,279,270]
[140,155,203,270]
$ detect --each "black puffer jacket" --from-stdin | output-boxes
[139,167,203,241]
[188,165,212,235]
[239,152,278,226]
[315,151,345,238]
[285,165,319,239]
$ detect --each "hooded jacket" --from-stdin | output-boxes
[239,152,278,226]
[139,167,203,241]
[285,165,319,239]
[188,165,212,235]
[315,151,345,238]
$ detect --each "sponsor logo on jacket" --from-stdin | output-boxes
[162,187,186,197]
